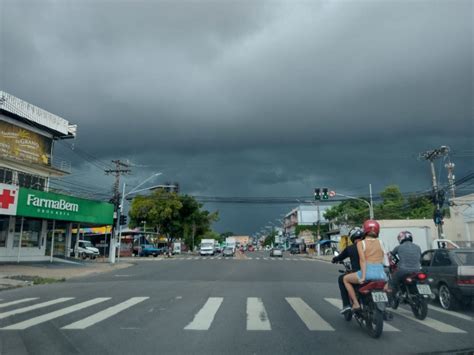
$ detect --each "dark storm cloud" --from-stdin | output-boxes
[1,0,472,233]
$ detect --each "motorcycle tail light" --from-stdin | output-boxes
[417,273,427,280]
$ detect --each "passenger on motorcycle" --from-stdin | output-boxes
[332,227,364,314]
[343,220,387,311]
[388,231,422,295]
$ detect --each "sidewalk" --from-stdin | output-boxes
[0,259,132,291]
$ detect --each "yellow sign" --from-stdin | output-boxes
[0,120,52,166]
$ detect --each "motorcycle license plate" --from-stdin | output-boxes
[371,292,388,303]
[417,284,432,295]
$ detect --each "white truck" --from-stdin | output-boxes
[200,239,215,256]
[225,237,236,252]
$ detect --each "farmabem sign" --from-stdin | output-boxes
[0,184,114,225]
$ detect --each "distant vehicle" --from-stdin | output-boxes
[421,248,474,310]
[214,241,222,253]
[223,247,234,257]
[270,247,283,257]
[200,239,215,256]
[226,237,236,252]
[139,244,162,257]
[247,245,254,252]
[290,244,300,254]
[75,240,99,259]
[173,242,181,255]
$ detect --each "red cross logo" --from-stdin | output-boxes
[0,189,16,209]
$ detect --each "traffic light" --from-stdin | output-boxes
[322,188,329,200]
[314,188,321,200]
[119,215,127,226]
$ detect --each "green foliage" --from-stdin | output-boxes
[324,185,434,223]
[129,190,218,247]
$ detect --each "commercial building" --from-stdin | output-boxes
[0,91,114,262]
[283,205,328,236]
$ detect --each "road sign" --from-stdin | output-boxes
[329,191,336,197]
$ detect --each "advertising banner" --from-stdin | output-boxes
[17,188,114,225]
[0,120,52,166]
[0,183,114,225]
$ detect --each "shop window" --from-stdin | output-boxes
[0,216,9,247]
[17,172,46,190]
[13,218,42,248]
[0,168,14,184]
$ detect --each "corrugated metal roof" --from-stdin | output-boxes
[0,91,76,137]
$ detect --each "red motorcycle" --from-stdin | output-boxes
[339,261,389,338]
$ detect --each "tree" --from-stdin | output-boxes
[129,190,218,249]
[375,185,405,219]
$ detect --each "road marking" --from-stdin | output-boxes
[428,305,473,321]
[62,297,149,329]
[393,307,467,333]
[286,298,334,331]
[2,298,110,330]
[194,257,199,260]
[0,298,74,320]
[255,257,260,260]
[210,257,215,260]
[248,257,253,260]
[263,258,268,260]
[323,298,400,332]
[186,257,193,260]
[114,275,132,277]
[184,297,223,330]
[0,298,39,309]
[217,257,222,260]
[247,298,271,331]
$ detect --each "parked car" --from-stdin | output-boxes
[75,240,99,259]
[421,248,474,310]
[223,247,235,257]
[139,244,162,257]
[270,247,283,257]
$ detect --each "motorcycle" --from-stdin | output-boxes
[387,252,432,320]
[339,261,389,338]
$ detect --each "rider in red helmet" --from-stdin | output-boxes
[343,220,387,311]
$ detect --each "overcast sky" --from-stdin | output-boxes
[1,0,473,234]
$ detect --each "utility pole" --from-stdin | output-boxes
[445,161,456,199]
[419,146,449,239]
[105,160,131,263]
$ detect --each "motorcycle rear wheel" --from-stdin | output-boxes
[365,303,384,338]
[411,296,428,320]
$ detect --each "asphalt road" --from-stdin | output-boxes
[1,251,473,355]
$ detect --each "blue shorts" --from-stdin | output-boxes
[357,264,386,281]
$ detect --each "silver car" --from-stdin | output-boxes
[223,247,235,257]
[270,247,283,257]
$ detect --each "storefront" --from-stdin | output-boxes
[0,183,114,262]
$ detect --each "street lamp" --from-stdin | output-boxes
[336,193,374,219]
[110,172,163,264]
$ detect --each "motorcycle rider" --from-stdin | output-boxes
[332,227,364,314]
[343,220,387,311]
[387,231,422,296]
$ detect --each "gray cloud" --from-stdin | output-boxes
[2,0,473,233]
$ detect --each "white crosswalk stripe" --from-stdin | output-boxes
[247,257,253,260]
[247,298,271,331]
[393,307,467,333]
[428,305,473,321]
[255,257,260,260]
[2,298,110,330]
[286,297,334,331]
[62,297,148,329]
[0,298,38,309]
[0,298,74,320]
[323,298,400,332]
[184,297,223,330]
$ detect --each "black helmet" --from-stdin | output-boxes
[349,227,364,243]
[397,231,413,244]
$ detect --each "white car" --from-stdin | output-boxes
[75,240,99,259]
[270,247,283,257]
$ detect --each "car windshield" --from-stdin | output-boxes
[454,251,474,266]
[81,241,92,247]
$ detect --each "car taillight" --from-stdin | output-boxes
[417,273,427,281]
[457,277,474,285]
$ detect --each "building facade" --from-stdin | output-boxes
[0,91,114,262]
